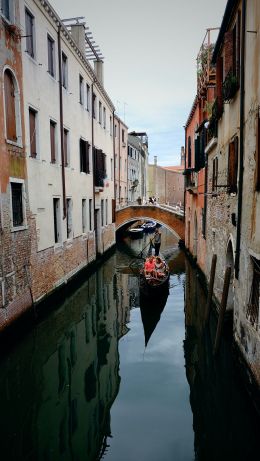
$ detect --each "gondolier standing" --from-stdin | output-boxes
[153,228,161,256]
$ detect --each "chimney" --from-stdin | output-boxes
[154,155,157,166]
[70,24,86,55]
[181,146,185,167]
[94,60,104,85]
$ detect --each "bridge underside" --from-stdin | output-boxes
[115,206,185,241]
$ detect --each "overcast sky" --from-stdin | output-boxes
[51,0,227,166]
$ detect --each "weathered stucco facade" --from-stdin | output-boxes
[20,0,116,305]
[148,152,184,207]
[0,0,34,328]
[186,0,260,388]
[114,115,128,208]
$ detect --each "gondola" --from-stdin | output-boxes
[139,259,170,297]
[140,284,169,347]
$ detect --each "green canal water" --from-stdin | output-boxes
[0,228,259,460]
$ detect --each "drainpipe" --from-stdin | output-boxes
[113,110,116,216]
[235,0,246,279]
[91,82,96,249]
[58,25,66,219]
[118,118,121,206]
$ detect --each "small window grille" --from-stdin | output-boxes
[11,182,23,226]
[247,257,260,329]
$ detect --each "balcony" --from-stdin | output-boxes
[222,69,239,103]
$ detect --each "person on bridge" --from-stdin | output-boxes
[153,228,161,256]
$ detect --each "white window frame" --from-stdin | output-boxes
[82,198,87,234]
[9,177,27,232]
[47,33,56,78]
[61,51,68,89]
[1,0,15,24]
[3,66,23,148]
[28,105,39,159]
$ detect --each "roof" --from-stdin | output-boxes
[212,0,240,64]
[163,166,184,173]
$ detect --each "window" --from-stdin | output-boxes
[50,120,57,163]
[212,157,218,192]
[92,93,96,118]
[94,148,106,187]
[82,199,87,233]
[11,182,24,227]
[99,101,102,124]
[187,136,192,168]
[247,257,260,328]
[80,139,90,173]
[25,8,35,58]
[79,75,83,105]
[228,137,238,193]
[111,158,113,180]
[110,116,112,136]
[122,129,125,143]
[101,199,104,226]
[63,128,69,166]
[29,107,37,158]
[66,198,72,239]
[89,199,92,231]
[86,83,90,111]
[61,52,68,89]
[47,35,55,77]
[114,124,117,138]
[4,69,17,142]
[103,107,106,129]
[53,198,61,243]
[1,0,12,21]
[105,199,108,225]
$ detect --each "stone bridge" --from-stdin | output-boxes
[115,205,185,241]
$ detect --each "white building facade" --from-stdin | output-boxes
[20,0,116,302]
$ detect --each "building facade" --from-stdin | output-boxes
[184,30,216,272]
[127,131,148,204]
[148,150,184,206]
[19,0,116,305]
[185,0,260,388]
[0,0,34,328]
[114,115,128,208]
[205,0,260,386]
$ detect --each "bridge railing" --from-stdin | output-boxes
[115,201,184,217]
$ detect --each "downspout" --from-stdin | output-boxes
[235,0,246,279]
[113,110,116,216]
[203,126,208,239]
[118,119,121,206]
[91,82,96,246]
[58,25,66,219]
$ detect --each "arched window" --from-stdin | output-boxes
[4,69,17,141]
[4,68,21,145]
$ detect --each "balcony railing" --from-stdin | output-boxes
[222,69,239,103]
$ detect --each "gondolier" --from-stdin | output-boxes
[153,228,161,256]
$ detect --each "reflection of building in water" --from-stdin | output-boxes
[128,275,140,309]
[184,260,259,461]
[0,262,121,461]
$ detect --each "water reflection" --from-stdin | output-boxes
[184,259,260,461]
[0,259,121,461]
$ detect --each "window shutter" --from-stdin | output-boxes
[50,122,56,163]
[29,109,37,157]
[63,129,68,166]
[256,112,260,191]
[86,142,90,173]
[212,158,216,191]
[224,30,233,77]
[4,70,17,141]
[228,138,238,193]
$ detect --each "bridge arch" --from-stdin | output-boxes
[115,205,185,241]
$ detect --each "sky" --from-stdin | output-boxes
[51,0,227,166]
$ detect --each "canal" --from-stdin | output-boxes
[0,228,259,460]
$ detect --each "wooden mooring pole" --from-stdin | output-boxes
[205,254,217,325]
[214,266,231,356]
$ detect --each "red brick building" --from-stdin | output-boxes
[184,30,217,271]
[0,1,32,329]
